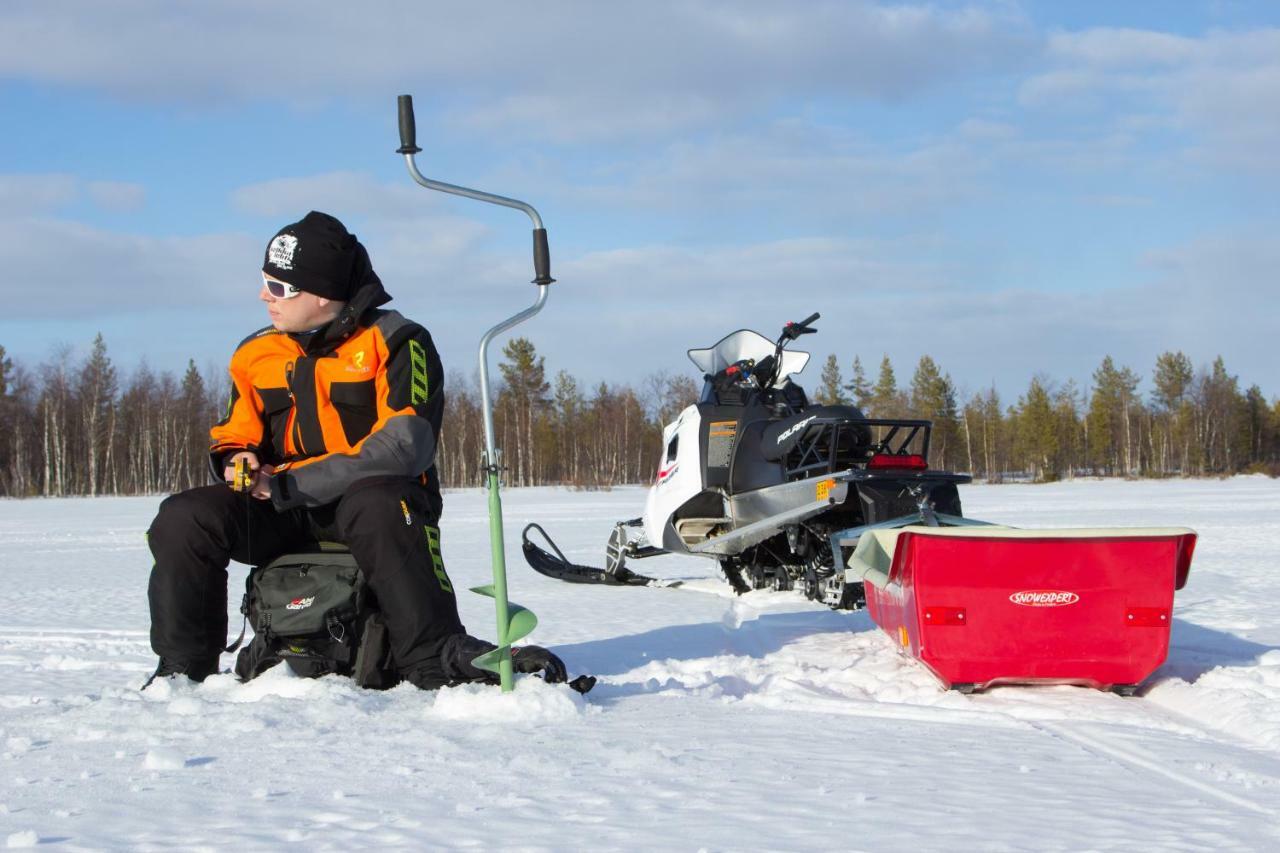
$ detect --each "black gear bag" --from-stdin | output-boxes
[232,544,399,689]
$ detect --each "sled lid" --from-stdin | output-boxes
[688,329,810,383]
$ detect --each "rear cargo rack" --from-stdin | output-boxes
[785,417,934,481]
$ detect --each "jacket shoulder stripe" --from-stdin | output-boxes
[371,308,430,350]
[235,325,283,352]
[372,310,420,346]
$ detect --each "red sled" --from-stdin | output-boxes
[848,525,1197,694]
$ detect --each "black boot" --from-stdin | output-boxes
[141,656,219,690]
[401,634,499,690]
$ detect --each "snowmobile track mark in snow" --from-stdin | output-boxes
[0,628,149,648]
[1032,720,1277,818]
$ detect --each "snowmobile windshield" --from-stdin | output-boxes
[687,329,810,384]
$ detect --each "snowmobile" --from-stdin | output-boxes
[523,312,971,610]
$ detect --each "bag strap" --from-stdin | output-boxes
[224,614,248,654]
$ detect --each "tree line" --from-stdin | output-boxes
[814,351,1279,481]
[0,335,1276,498]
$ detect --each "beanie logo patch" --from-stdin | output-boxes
[267,234,299,270]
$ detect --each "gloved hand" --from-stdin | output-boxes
[511,645,567,683]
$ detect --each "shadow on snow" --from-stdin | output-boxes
[1156,618,1278,683]
[554,607,875,680]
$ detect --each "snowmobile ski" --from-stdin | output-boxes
[522,523,681,588]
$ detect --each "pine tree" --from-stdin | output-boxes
[553,370,585,484]
[869,355,905,419]
[815,354,850,405]
[1152,352,1193,411]
[1272,399,1280,467]
[179,360,207,490]
[845,355,872,411]
[0,345,12,492]
[498,337,550,487]
[78,334,118,495]
[1016,376,1057,481]
[909,356,960,469]
[1053,380,1084,478]
[1196,356,1245,474]
[1087,356,1140,476]
[1243,384,1272,467]
[0,345,10,399]
[1151,351,1195,474]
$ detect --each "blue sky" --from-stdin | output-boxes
[1,1,1276,405]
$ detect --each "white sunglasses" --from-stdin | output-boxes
[262,275,303,299]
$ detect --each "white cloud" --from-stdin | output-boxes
[0,174,147,217]
[0,216,257,317]
[0,174,78,216]
[232,171,440,220]
[0,2,1033,141]
[1046,28,1197,67]
[1021,27,1280,175]
[87,180,146,212]
[0,169,532,334]
[552,118,995,221]
[230,171,497,279]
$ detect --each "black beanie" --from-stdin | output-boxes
[263,211,363,301]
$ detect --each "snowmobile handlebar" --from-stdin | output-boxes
[712,358,759,387]
[761,311,819,388]
[782,312,820,341]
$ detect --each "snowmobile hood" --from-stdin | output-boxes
[688,329,810,383]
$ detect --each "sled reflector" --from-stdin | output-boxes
[867,453,927,470]
[856,526,1196,693]
[1126,606,1170,627]
[923,607,966,626]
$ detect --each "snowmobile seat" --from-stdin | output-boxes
[727,418,788,494]
[761,405,870,462]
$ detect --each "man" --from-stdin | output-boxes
[145,211,566,689]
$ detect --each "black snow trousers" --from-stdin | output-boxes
[147,476,464,675]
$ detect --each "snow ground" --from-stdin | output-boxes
[0,477,1278,851]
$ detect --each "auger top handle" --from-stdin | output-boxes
[397,95,554,286]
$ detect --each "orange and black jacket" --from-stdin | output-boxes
[209,279,444,513]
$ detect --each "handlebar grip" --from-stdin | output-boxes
[798,312,820,327]
[532,228,555,285]
[396,95,422,154]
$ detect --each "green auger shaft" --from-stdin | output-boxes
[485,468,515,691]
[469,459,538,693]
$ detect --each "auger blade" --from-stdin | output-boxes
[469,584,538,673]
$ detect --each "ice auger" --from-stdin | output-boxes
[396,94,553,692]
